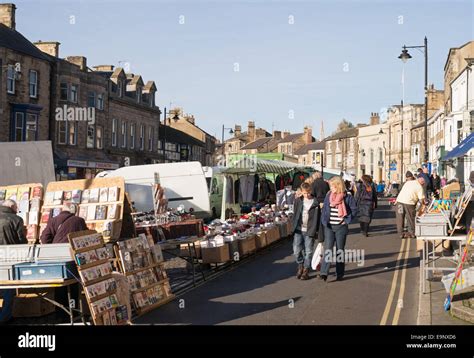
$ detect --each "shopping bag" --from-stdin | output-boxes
[311,242,323,270]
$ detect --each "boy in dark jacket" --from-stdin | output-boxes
[291,183,319,280]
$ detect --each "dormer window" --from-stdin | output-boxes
[136,88,141,104]
[118,81,123,97]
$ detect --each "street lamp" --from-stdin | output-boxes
[398,36,428,163]
[162,107,180,163]
[221,125,234,155]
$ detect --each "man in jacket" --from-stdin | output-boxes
[40,202,87,244]
[311,171,330,244]
[291,183,319,280]
[395,172,426,238]
[0,200,27,323]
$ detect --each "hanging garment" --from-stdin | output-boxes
[275,173,292,191]
[276,188,296,209]
[234,179,240,204]
[225,176,234,204]
[292,171,309,191]
[252,174,260,202]
[258,177,271,201]
[239,175,256,204]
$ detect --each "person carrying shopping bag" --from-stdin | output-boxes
[291,182,319,280]
[319,176,357,282]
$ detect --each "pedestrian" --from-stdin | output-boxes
[310,171,330,244]
[355,174,378,237]
[319,176,357,281]
[441,177,447,188]
[291,182,319,280]
[431,171,441,199]
[417,167,432,199]
[0,200,27,323]
[395,171,426,239]
[40,202,88,244]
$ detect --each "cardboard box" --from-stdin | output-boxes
[12,289,55,317]
[238,236,257,256]
[201,244,230,263]
[227,240,240,261]
[179,243,202,258]
[255,232,267,250]
[266,226,281,245]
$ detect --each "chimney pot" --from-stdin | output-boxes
[0,3,15,30]
[34,41,60,57]
[66,56,87,71]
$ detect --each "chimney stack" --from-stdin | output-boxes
[34,41,60,57]
[303,125,313,144]
[282,131,290,139]
[66,56,87,71]
[369,112,380,125]
[248,121,256,141]
[234,125,241,137]
[93,65,115,72]
[0,3,16,30]
[273,130,282,140]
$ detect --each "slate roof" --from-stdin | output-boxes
[0,24,50,61]
[294,141,325,155]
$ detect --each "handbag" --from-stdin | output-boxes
[311,242,323,270]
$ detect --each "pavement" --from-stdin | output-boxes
[135,199,427,325]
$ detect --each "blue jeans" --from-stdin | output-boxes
[293,232,314,269]
[0,289,14,322]
[320,224,349,278]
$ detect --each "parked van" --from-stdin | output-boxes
[202,166,225,218]
[98,162,211,218]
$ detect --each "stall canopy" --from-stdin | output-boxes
[222,158,305,175]
[443,133,474,161]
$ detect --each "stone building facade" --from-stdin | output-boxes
[324,127,360,175]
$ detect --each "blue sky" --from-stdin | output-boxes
[15,0,473,140]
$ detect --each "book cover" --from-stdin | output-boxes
[18,200,29,213]
[89,188,100,204]
[53,191,63,205]
[71,190,82,204]
[99,188,109,203]
[107,204,120,220]
[62,191,72,202]
[78,205,88,220]
[108,187,119,202]
[0,190,6,201]
[110,310,118,325]
[31,186,42,199]
[41,209,51,224]
[44,192,54,206]
[6,188,17,201]
[28,211,39,225]
[52,207,62,218]
[17,187,30,201]
[87,205,97,221]
[81,189,90,204]
[95,205,107,220]
[26,225,38,241]
[30,198,41,212]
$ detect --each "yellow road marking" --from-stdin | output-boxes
[392,238,411,325]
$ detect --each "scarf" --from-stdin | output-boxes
[329,192,347,218]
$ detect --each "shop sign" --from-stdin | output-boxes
[67,160,88,168]
[92,162,120,170]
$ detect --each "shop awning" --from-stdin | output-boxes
[443,133,474,161]
[222,158,305,175]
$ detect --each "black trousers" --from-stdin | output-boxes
[360,222,370,234]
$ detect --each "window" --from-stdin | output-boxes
[88,92,96,108]
[130,123,136,149]
[112,119,117,147]
[148,127,154,151]
[25,114,37,141]
[457,121,462,144]
[29,70,38,98]
[97,94,104,110]
[7,65,15,94]
[96,126,103,149]
[121,121,127,148]
[58,121,67,144]
[69,121,77,145]
[70,84,78,103]
[14,113,24,141]
[87,125,95,148]
[139,125,145,150]
[60,83,68,101]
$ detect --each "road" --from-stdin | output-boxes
[135,199,420,325]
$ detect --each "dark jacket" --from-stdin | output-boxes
[0,206,27,245]
[40,211,88,244]
[291,197,319,237]
[311,178,330,204]
[355,182,378,223]
[321,192,357,227]
[431,175,441,191]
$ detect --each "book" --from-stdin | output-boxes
[18,200,29,213]
[108,187,119,202]
[78,206,88,220]
[17,187,30,201]
[87,205,97,221]
[52,207,62,218]
[53,191,63,205]
[110,310,118,325]
[17,211,28,226]
[31,186,42,199]
[81,190,90,204]
[107,204,120,220]
[30,198,41,212]
[0,189,6,201]
[95,205,107,220]
[26,225,38,241]
[44,192,54,206]
[72,190,82,204]
[28,211,39,225]
[6,188,17,201]
[62,191,73,202]
[41,209,51,224]
[89,188,100,204]
[99,188,109,203]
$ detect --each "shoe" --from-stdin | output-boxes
[300,268,310,280]
[296,264,304,279]
[336,276,344,281]
[405,233,415,239]
[318,274,327,281]
[399,233,405,239]
[364,232,368,237]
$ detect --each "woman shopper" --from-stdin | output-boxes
[319,176,357,281]
[291,182,319,280]
[355,174,378,237]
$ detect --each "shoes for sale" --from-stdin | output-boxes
[300,268,310,280]
[296,264,304,279]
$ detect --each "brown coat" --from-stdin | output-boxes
[40,211,88,244]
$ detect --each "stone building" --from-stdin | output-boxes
[295,141,325,170]
[223,121,270,156]
[324,127,360,175]
[0,3,51,143]
[158,124,205,163]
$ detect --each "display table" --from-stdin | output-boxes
[0,278,85,325]
[160,220,204,240]
[417,235,467,294]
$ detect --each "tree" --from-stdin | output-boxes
[336,118,354,132]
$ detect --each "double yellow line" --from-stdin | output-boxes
[380,238,411,325]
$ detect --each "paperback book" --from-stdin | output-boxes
[89,188,100,204]
[31,186,42,199]
[81,189,90,204]
[99,188,109,203]
[71,190,82,204]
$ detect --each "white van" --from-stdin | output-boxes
[98,162,211,218]
[202,166,225,218]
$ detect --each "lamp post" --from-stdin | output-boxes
[399,36,428,163]
[221,125,234,156]
[162,107,180,163]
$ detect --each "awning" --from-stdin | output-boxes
[442,133,474,161]
[222,158,305,175]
